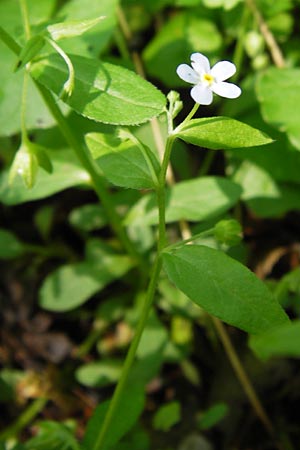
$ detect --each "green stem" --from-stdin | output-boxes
[93,114,177,450]
[0,397,47,440]
[92,255,162,450]
[19,0,31,39]
[157,135,176,251]
[198,149,215,177]
[232,4,250,82]
[176,103,200,132]
[21,71,29,141]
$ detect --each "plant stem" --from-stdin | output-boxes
[0,397,47,440]
[232,3,250,82]
[246,0,286,68]
[92,256,162,450]
[92,120,177,450]
[19,0,31,39]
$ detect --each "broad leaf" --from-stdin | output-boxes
[30,54,166,125]
[125,177,241,225]
[249,321,300,360]
[82,383,145,450]
[0,149,89,205]
[85,131,159,189]
[257,68,300,150]
[39,240,133,311]
[163,245,289,334]
[176,117,273,150]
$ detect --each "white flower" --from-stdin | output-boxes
[176,53,241,105]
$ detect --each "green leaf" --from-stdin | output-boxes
[76,360,122,387]
[23,421,80,450]
[82,383,145,450]
[153,401,181,432]
[0,229,25,259]
[85,131,159,189]
[143,11,222,87]
[249,321,300,360]
[0,43,60,136]
[198,403,229,430]
[15,35,45,71]
[47,17,105,41]
[30,53,166,126]
[257,68,300,150]
[125,177,241,225]
[176,117,273,150]
[0,149,89,205]
[39,240,133,311]
[57,0,118,57]
[232,160,300,217]
[163,245,289,334]
[69,204,108,231]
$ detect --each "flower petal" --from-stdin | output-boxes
[190,53,210,75]
[211,61,236,81]
[191,85,213,105]
[176,64,199,84]
[211,81,241,99]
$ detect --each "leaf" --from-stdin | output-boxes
[85,131,159,189]
[0,43,60,136]
[198,403,229,430]
[163,245,289,334]
[39,240,133,312]
[82,383,145,450]
[69,204,108,231]
[176,117,273,150]
[0,229,25,259]
[47,17,105,41]
[257,67,300,150]
[153,401,181,432]
[23,421,80,450]
[232,160,300,217]
[125,177,241,225]
[15,35,45,71]
[249,321,300,360]
[30,53,166,126]
[58,0,118,57]
[0,149,89,205]
[143,11,222,87]
[76,360,123,388]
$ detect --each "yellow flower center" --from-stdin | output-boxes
[202,73,214,86]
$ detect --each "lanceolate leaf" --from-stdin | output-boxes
[30,54,166,125]
[176,117,273,150]
[125,177,242,225]
[163,245,289,335]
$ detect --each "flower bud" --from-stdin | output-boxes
[9,144,38,189]
[214,219,242,246]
